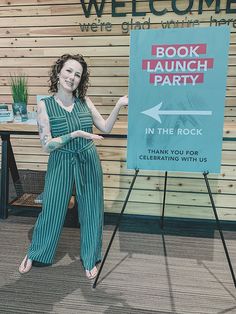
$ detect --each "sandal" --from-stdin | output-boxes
[18,255,32,274]
[85,266,98,280]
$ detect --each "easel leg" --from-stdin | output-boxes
[203,172,236,288]
[160,171,168,229]
[93,169,139,288]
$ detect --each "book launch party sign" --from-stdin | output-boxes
[127,26,230,173]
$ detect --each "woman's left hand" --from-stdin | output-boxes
[116,95,128,108]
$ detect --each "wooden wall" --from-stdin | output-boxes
[0,0,236,220]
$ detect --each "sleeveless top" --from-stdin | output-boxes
[43,96,94,152]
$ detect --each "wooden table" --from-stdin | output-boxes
[0,120,37,218]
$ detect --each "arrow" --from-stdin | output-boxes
[141,102,212,123]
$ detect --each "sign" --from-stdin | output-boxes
[127,26,230,173]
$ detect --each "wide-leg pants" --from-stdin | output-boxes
[27,143,104,271]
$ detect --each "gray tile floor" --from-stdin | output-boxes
[0,215,236,314]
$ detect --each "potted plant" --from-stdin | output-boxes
[10,74,28,121]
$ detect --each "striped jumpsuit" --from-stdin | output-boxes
[27,96,104,271]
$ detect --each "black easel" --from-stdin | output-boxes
[93,170,236,288]
[93,169,139,288]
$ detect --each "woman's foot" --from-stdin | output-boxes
[85,266,98,280]
[18,255,32,274]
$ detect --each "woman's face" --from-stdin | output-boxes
[58,59,83,93]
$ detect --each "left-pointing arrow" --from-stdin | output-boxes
[141,102,212,123]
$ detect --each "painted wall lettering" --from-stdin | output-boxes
[80,0,236,18]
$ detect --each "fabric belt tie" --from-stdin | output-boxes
[58,141,94,195]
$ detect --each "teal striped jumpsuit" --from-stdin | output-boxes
[27,96,103,271]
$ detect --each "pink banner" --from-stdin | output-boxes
[142,58,214,71]
[151,44,207,57]
[150,73,204,85]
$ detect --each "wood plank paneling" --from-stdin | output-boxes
[0,1,236,220]
[1,1,233,17]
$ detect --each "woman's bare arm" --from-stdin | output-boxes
[86,96,128,133]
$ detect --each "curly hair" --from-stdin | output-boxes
[49,54,89,100]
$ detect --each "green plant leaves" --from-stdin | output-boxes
[10,74,28,104]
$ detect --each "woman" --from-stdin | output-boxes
[19,53,128,279]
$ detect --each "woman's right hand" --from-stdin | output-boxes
[73,130,104,140]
